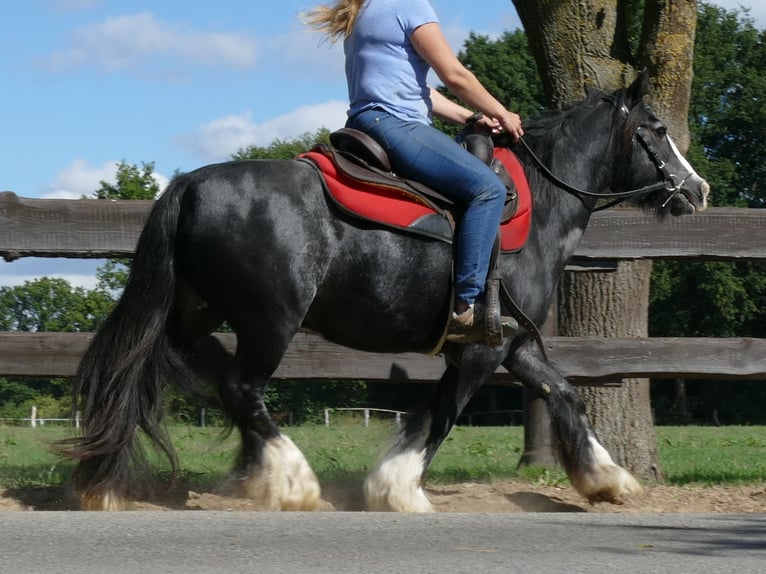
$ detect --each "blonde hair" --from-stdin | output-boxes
[302,0,366,43]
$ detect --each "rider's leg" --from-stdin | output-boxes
[346,109,506,341]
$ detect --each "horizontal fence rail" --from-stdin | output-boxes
[2,193,766,261]
[2,332,765,383]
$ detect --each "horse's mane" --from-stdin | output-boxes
[506,86,641,211]
[521,87,621,150]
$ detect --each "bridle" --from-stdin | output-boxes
[515,97,688,211]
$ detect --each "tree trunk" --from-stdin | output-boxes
[512,0,697,481]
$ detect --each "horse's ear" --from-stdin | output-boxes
[625,68,651,107]
[584,85,600,97]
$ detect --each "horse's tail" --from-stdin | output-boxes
[62,175,191,505]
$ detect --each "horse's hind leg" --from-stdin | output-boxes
[218,334,320,511]
[365,351,501,512]
[507,338,643,504]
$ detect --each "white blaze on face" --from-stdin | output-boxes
[666,135,698,179]
[667,135,710,209]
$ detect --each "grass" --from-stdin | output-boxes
[657,425,766,485]
[2,421,766,490]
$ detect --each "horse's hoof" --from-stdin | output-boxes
[364,449,434,512]
[237,434,321,511]
[79,490,129,511]
[573,464,644,505]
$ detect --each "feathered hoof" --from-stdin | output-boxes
[571,464,644,505]
[79,490,129,511]
[363,477,434,512]
[236,434,321,511]
[363,449,434,512]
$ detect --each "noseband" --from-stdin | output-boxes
[517,97,684,211]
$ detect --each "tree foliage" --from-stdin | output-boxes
[95,161,161,200]
[231,129,331,160]
[0,278,112,333]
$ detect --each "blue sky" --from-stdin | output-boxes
[1,0,763,289]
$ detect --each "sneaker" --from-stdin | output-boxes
[446,305,486,344]
[446,304,520,345]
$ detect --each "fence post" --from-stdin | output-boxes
[75,410,80,429]
[30,405,37,428]
[363,408,369,427]
[324,408,330,427]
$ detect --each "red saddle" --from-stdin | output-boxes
[300,144,532,252]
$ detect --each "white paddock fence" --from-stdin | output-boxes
[323,407,525,427]
[2,406,517,429]
[0,406,81,428]
[324,408,405,427]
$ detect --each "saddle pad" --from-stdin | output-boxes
[494,147,532,252]
[301,149,452,241]
[301,147,532,251]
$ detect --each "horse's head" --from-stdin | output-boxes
[613,70,710,216]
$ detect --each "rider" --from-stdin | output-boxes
[303,0,524,344]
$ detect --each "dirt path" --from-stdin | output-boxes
[3,481,766,513]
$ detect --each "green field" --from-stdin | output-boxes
[2,422,766,490]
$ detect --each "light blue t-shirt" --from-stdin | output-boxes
[344,0,439,124]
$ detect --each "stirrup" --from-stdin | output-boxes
[484,278,504,346]
[484,278,519,346]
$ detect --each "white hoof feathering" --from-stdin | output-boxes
[571,435,644,504]
[364,448,434,512]
[239,434,321,510]
[80,490,127,511]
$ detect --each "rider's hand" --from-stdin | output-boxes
[492,110,524,141]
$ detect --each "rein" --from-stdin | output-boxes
[515,99,684,212]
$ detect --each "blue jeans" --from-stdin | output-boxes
[347,108,506,307]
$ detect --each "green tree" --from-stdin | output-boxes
[689,4,766,208]
[232,129,331,160]
[0,277,112,333]
[95,161,161,200]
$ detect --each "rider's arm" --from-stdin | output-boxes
[412,22,523,140]
[430,88,474,124]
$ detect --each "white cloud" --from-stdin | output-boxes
[180,100,348,162]
[42,159,119,199]
[41,158,169,199]
[45,12,258,74]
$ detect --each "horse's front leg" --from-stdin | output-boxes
[364,347,502,512]
[219,349,320,511]
[506,338,643,504]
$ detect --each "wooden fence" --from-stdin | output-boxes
[2,191,766,383]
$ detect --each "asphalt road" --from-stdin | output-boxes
[2,512,765,573]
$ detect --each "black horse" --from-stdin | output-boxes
[64,71,708,511]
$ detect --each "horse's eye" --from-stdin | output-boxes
[654,124,667,138]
